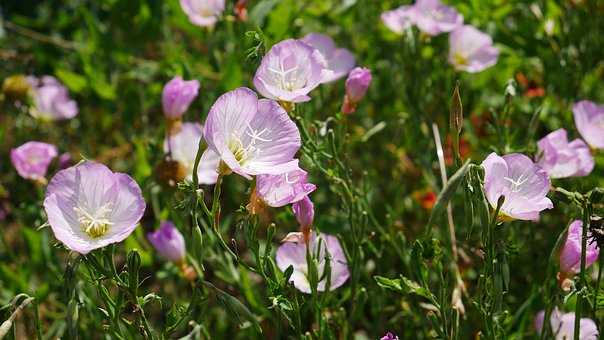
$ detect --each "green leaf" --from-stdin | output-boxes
[203,281,262,334]
[56,69,87,93]
[428,159,472,226]
[249,0,280,27]
[374,275,435,301]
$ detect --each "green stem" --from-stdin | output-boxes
[574,203,591,338]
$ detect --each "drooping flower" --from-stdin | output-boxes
[11,141,58,182]
[535,308,599,340]
[381,0,462,36]
[255,167,316,207]
[537,129,594,179]
[253,39,328,103]
[559,220,600,274]
[147,221,186,262]
[292,196,314,231]
[573,100,604,149]
[276,231,349,293]
[164,122,219,184]
[342,67,372,114]
[202,87,301,179]
[162,76,200,120]
[300,33,355,83]
[179,0,225,27]
[27,76,78,120]
[43,162,146,254]
[481,152,553,221]
[448,25,499,73]
[380,332,400,340]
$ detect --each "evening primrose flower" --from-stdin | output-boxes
[202,87,301,179]
[164,122,219,184]
[10,141,58,182]
[292,196,314,231]
[162,76,200,120]
[535,308,598,340]
[255,167,316,207]
[448,25,499,73]
[381,333,400,340]
[559,220,599,275]
[573,100,604,149]
[253,39,329,103]
[147,221,186,262]
[537,129,594,178]
[27,76,78,120]
[342,67,372,114]
[179,0,225,27]
[43,162,145,254]
[300,33,355,83]
[276,231,349,293]
[381,5,414,34]
[381,0,462,36]
[481,153,553,221]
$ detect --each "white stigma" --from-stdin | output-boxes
[74,203,114,238]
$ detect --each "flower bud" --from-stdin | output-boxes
[147,221,186,262]
[559,220,599,274]
[292,196,314,238]
[342,67,372,114]
[162,76,200,120]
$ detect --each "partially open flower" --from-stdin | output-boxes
[162,76,200,121]
[43,162,145,254]
[342,67,372,114]
[202,87,301,179]
[147,221,186,262]
[573,100,604,149]
[481,152,553,221]
[535,308,598,340]
[381,5,415,34]
[411,0,463,35]
[27,76,78,121]
[179,0,225,27]
[537,129,594,178]
[559,220,599,275]
[256,167,316,207]
[276,231,349,293]
[300,33,355,83]
[448,25,499,73]
[11,141,58,182]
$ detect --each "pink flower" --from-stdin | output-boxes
[253,39,328,103]
[147,221,186,262]
[448,25,499,73]
[164,122,219,184]
[537,129,594,178]
[202,87,301,179]
[179,0,225,27]
[292,196,314,230]
[559,220,599,274]
[43,162,146,254]
[342,67,372,114]
[481,153,553,221]
[10,141,58,181]
[573,100,604,149]
[162,76,200,119]
[381,6,415,34]
[381,0,462,36]
[27,76,78,120]
[535,308,598,339]
[300,33,355,83]
[276,231,349,293]
[380,333,400,340]
[256,168,316,207]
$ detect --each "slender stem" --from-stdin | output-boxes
[574,203,591,338]
[594,252,603,323]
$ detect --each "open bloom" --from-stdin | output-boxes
[164,122,219,184]
[276,231,349,293]
[256,168,316,207]
[535,308,598,340]
[381,5,414,34]
[179,0,225,27]
[342,67,372,114]
[300,33,355,83]
[147,221,186,262]
[573,100,604,149]
[448,25,499,73]
[481,153,553,221]
[43,162,145,254]
[203,87,301,179]
[537,129,594,178]
[11,141,58,181]
[27,76,78,120]
[559,220,599,274]
[381,0,462,36]
[253,39,328,103]
[162,76,200,119]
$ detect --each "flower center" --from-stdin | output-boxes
[503,172,529,193]
[268,59,300,91]
[453,52,468,66]
[74,203,114,238]
[227,124,272,165]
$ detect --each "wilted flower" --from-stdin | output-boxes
[202,87,301,179]
[380,332,400,340]
[481,152,553,221]
[179,0,225,27]
[300,33,355,83]
[11,141,58,182]
[253,39,328,103]
[537,129,594,178]
[573,100,604,149]
[164,122,219,184]
[381,0,462,36]
[162,76,200,120]
[342,67,372,114]
[27,76,78,120]
[276,231,349,293]
[147,221,186,262]
[559,220,599,274]
[535,308,598,340]
[292,196,314,231]
[448,25,499,73]
[43,162,145,254]
[256,167,316,207]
